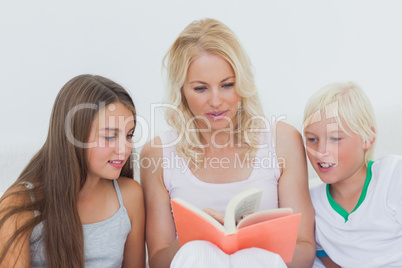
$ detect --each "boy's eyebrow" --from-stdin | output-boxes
[304,131,315,135]
[304,130,344,135]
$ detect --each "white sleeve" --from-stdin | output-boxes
[315,240,328,258]
[382,156,402,224]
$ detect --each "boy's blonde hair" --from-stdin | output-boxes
[303,81,377,164]
[163,18,266,167]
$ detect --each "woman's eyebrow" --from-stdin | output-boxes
[189,80,207,85]
[221,76,235,82]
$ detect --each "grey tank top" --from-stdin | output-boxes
[29,180,131,267]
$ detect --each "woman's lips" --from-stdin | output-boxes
[206,110,228,120]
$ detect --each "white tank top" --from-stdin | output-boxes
[160,129,281,213]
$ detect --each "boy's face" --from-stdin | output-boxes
[304,117,368,185]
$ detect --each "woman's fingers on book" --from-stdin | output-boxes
[202,208,225,224]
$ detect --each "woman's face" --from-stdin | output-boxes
[182,52,241,132]
[86,102,135,181]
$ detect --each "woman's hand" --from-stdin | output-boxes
[202,208,225,224]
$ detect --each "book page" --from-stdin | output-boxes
[223,188,262,234]
[172,198,225,232]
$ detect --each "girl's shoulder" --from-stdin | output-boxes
[0,184,37,246]
[116,177,143,203]
[0,183,35,208]
[115,177,144,224]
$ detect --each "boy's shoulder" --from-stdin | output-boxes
[371,155,402,179]
[374,154,402,167]
[370,155,402,202]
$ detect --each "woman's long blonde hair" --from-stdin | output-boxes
[163,18,266,167]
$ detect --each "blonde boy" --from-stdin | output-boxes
[303,81,402,267]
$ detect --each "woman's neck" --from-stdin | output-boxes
[199,130,239,150]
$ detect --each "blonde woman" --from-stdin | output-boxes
[141,18,315,268]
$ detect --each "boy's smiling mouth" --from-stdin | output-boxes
[318,162,335,168]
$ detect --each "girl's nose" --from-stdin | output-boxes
[114,136,128,157]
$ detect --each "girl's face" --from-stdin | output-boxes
[182,52,241,131]
[304,116,369,185]
[86,102,135,181]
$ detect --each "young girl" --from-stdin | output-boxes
[140,18,315,267]
[304,81,402,267]
[0,74,145,268]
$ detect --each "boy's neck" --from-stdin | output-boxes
[329,164,368,213]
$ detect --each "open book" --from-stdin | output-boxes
[171,188,301,263]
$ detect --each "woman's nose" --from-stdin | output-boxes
[208,88,223,107]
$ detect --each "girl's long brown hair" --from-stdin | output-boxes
[0,74,136,267]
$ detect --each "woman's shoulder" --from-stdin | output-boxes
[273,121,303,150]
[140,130,180,156]
[140,136,163,162]
[273,121,301,137]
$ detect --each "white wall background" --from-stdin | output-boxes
[1,0,402,193]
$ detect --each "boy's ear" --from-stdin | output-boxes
[363,126,376,150]
[363,137,376,150]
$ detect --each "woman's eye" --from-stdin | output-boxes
[127,134,134,140]
[222,83,235,89]
[194,86,207,92]
[330,137,341,141]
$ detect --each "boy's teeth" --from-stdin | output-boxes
[319,163,334,168]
